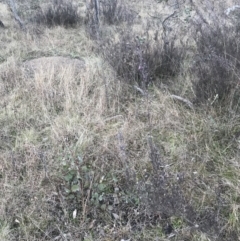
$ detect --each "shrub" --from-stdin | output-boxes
[85,0,136,39]
[101,0,135,25]
[191,18,240,107]
[33,0,81,28]
[101,29,185,89]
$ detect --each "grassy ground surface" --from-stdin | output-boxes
[0,0,240,240]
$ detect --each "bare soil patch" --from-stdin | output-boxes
[22,56,85,77]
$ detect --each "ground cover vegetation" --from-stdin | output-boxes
[0,0,240,240]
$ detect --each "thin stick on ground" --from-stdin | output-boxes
[170,94,194,110]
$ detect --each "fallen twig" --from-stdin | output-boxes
[170,94,194,109]
[134,85,146,96]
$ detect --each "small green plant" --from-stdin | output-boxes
[170,216,184,229]
[59,150,130,223]
[60,154,94,219]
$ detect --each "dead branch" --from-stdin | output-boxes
[8,0,25,29]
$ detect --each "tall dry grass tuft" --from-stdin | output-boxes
[32,0,82,28]
[0,54,130,239]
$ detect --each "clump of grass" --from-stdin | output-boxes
[33,0,81,28]
[0,221,11,241]
[137,125,240,240]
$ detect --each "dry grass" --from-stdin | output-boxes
[32,0,82,28]
[0,0,240,240]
